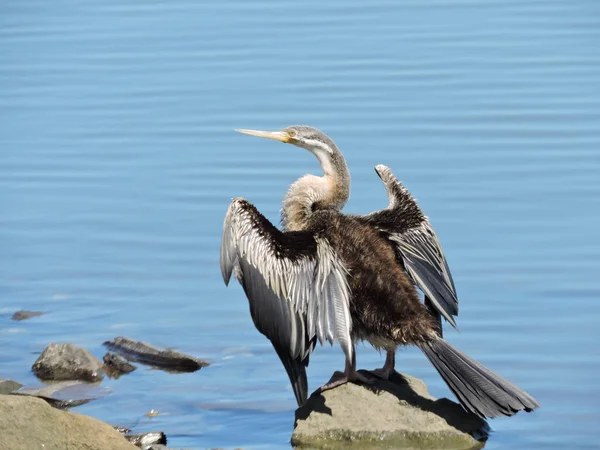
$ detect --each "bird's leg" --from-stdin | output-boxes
[370,349,396,380]
[316,347,374,393]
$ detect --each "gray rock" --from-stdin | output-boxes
[114,425,132,434]
[145,445,186,450]
[0,378,23,395]
[104,352,137,378]
[11,310,45,321]
[14,380,105,409]
[132,443,187,450]
[32,343,105,382]
[292,370,488,450]
[104,336,209,373]
[0,394,136,450]
[150,447,196,450]
[124,431,167,448]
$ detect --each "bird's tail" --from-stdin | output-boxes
[273,344,308,407]
[419,337,540,418]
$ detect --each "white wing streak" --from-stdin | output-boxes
[220,198,353,361]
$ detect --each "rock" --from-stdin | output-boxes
[146,446,191,450]
[104,352,137,378]
[0,394,136,450]
[104,336,209,373]
[32,343,105,382]
[14,380,104,409]
[292,370,488,450]
[114,425,132,434]
[124,431,167,448]
[114,426,175,450]
[11,310,45,321]
[207,448,244,450]
[0,378,23,395]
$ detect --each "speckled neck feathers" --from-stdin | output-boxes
[281,151,350,232]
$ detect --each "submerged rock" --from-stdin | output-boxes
[14,380,104,409]
[104,352,137,378]
[0,378,23,395]
[103,336,209,373]
[0,394,136,450]
[292,370,488,450]
[32,343,105,382]
[11,310,45,321]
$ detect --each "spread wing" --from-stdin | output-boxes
[220,197,352,405]
[357,165,458,329]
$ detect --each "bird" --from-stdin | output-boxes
[220,125,540,419]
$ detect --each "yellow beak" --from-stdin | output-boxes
[235,129,291,143]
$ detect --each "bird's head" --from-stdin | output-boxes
[236,125,350,221]
[235,125,340,165]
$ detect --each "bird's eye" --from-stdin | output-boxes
[287,129,297,138]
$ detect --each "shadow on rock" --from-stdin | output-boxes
[295,394,332,422]
[367,370,488,439]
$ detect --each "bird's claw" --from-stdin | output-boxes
[316,370,376,394]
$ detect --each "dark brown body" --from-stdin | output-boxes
[308,210,437,350]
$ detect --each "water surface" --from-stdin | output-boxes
[1,1,600,448]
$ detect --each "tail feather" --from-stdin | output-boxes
[420,338,540,418]
[273,344,308,407]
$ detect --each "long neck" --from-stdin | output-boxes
[281,151,350,232]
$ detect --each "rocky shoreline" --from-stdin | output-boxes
[1,371,488,450]
[0,329,209,450]
[2,311,488,449]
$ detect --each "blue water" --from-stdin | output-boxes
[1,1,599,448]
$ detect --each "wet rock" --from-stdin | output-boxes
[114,425,132,434]
[16,394,91,409]
[124,431,167,448]
[11,310,45,321]
[0,394,136,450]
[0,378,22,395]
[32,343,105,382]
[292,370,488,450]
[14,380,104,409]
[115,427,177,449]
[104,352,137,377]
[148,446,196,450]
[0,378,23,395]
[104,336,209,373]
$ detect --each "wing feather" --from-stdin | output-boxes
[357,165,459,328]
[220,198,353,397]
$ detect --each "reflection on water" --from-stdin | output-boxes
[1,0,600,448]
